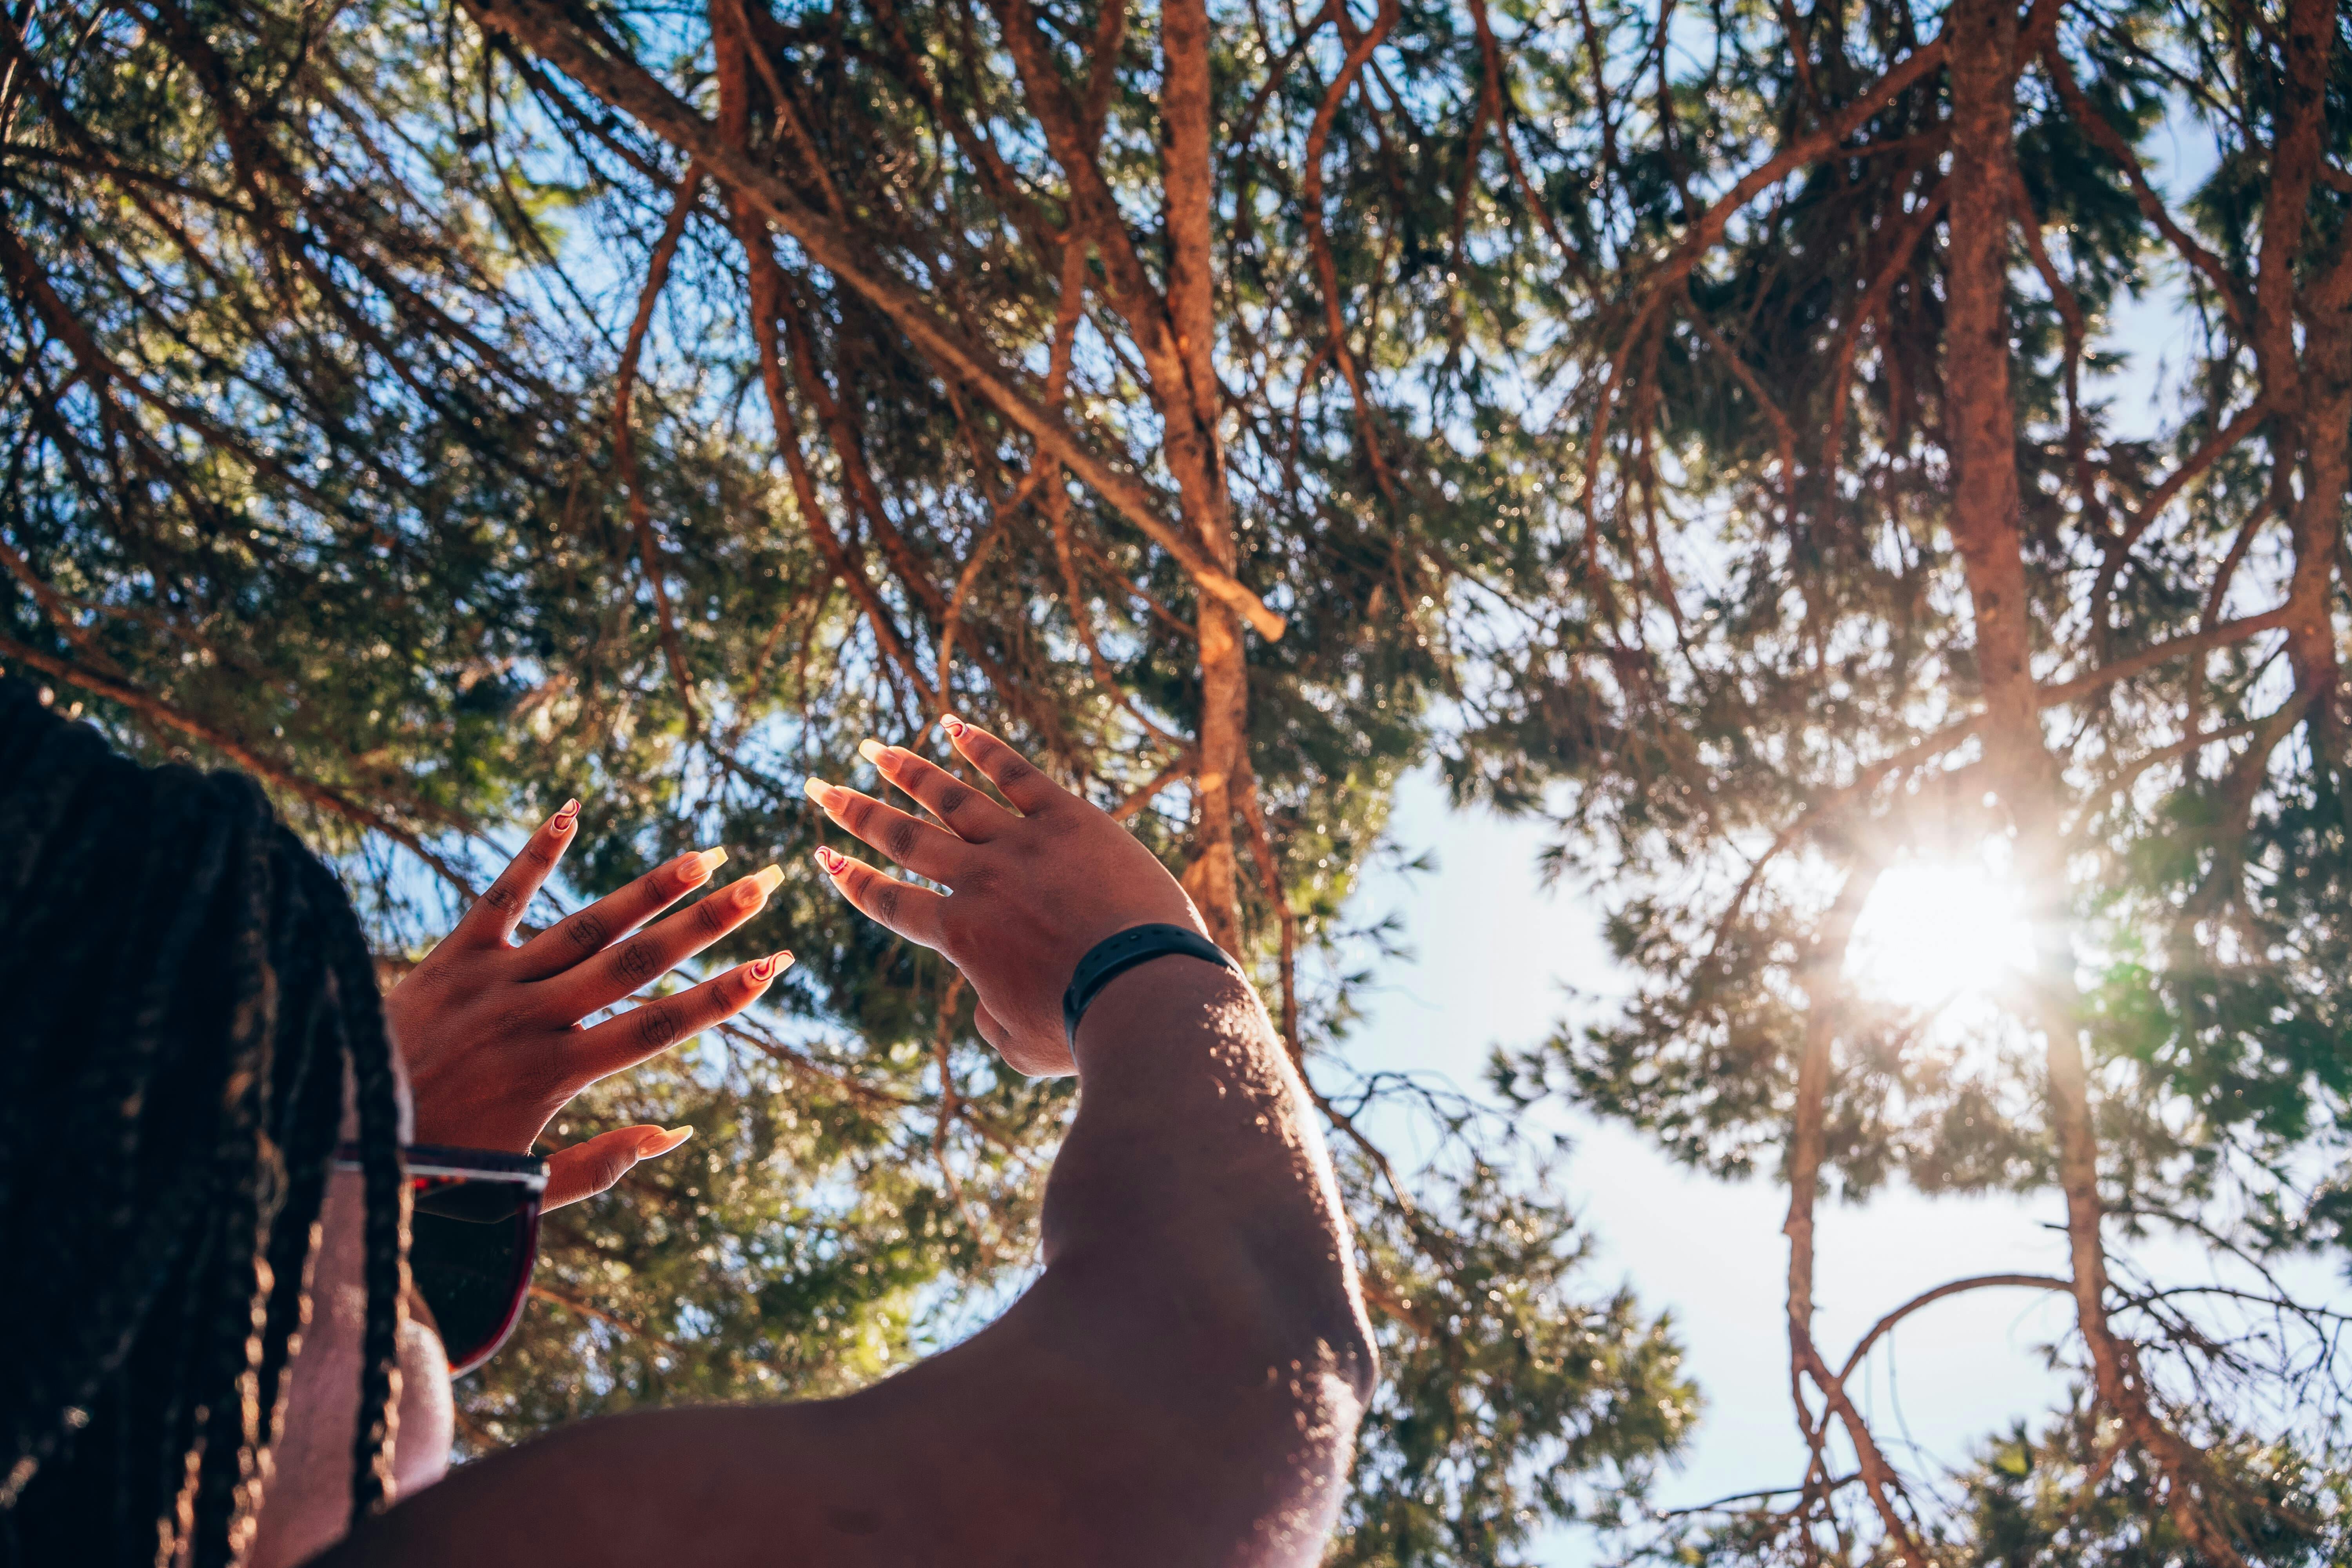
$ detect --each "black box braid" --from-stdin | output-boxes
[0,679,408,1568]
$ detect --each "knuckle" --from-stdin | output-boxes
[563,909,610,954]
[614,938,660,987]
[489,1004,541,1046]
[876,882,903,923]
[842,796,874,831]
[482,883,519,915]
[883,817,922,862]
[633,1002,679,1050]
[696,897,729,936]
[995,757,1034,789]
[935,783,974,819]
[589,1146,633,1191]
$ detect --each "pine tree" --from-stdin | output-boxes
[1457,0,2352,1557]
[0,0,1697,1559]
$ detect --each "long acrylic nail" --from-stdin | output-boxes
[940,714,967,738]
[552,798,581,829]
[679,847,728,887]
[642,1126,694,1157]
[748,949,794,982]
[737,864,784,906]
[857,738,890,766]
[803,777,840,809]
[814,847,846,877]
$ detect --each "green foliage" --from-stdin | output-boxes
[1432,0,2352,1557]
[0,0,1696,1559]
[1961,1406,2351,1568]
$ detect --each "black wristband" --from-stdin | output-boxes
[1062,923,1242,1051]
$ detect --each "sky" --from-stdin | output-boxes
[1330,769,2342,1564]
[1308,108,2336,1563]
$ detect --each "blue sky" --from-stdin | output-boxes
[1334,769,2341,1563]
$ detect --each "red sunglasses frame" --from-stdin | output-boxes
[333,1142,548,1376]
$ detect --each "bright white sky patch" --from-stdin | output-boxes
[1846,858,2037,1008]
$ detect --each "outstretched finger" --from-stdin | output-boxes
[571,951,792,1082]
[940,715,1069,816]
[511,845,731,980]
[857,739,1014,843]
[805,778,972,882]
[543,1125,694,1210]
[455,800,581,946]
[547,866,782,1017]
[815,845,949,948]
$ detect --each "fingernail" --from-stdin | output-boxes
[643,1126,693,1156]
[552,799,581,828]
[940,714,967,737]
[814,847,845,876]
[748,949,793,982]
[680,846,727,886]
[803,777,839,809]
[858,738,889,765]
[737,864,783,905]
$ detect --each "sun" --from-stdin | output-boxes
[1844,857,2036,1007]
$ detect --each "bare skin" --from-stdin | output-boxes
[248,816,794,1564]
[300,717,1376,1567]
[388,806,795,1206]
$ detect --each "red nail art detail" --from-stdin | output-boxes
[553,798,581,826]
[749,953,778,982]
[940,714,967,737]
[814,847,845,875]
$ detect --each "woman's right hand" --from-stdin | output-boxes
[803,716,1208,1075]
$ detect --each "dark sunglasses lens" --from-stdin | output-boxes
[408,1176,536,1373]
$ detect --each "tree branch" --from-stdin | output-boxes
[460,0,1287,639]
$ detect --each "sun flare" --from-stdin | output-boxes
[1844,858,2036,1007]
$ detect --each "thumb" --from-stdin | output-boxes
[543,1124,693,1210]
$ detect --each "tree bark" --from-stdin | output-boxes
[1160,0,1245,953]
[2267,0,2348,752]
[1943,5,2244,1557]
[461,0,1287,640]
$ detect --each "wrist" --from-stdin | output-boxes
[1071,952,1258,1070]
[1061,923,1240,1054]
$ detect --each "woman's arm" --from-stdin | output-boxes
[327,721,1374,1567]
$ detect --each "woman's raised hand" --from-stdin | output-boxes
[803,716,1207,1076]
[385,805,793,1208]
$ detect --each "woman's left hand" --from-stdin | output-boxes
[385,800,793,1209]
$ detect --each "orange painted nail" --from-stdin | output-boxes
[642,1126,694,1156]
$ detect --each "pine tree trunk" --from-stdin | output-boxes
[2267,0,2348,753]
[1943,5,2242,1555]
[1160,0,1247,955]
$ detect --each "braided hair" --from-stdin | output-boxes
[0,680,408,1568]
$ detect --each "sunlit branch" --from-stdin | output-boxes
[615,160,707,737]
[461,0,1289,639]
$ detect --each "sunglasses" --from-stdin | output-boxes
[334,1143,548,1376]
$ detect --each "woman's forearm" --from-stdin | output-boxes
[1047,955,1376,1400]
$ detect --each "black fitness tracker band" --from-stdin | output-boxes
[1062,923,1243,1049]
